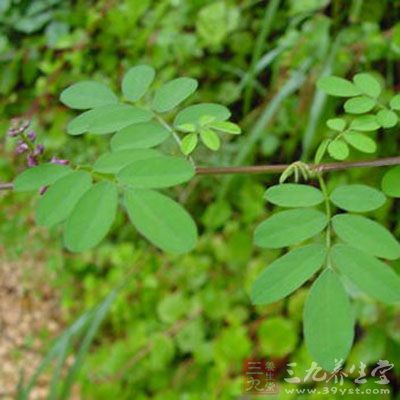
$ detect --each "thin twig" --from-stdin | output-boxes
[195,156,400,175]
[1,157,400,191]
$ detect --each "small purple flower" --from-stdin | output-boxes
[8,128,19,137]
[27,130,36,142]
[15,141,29,154]
[27,155,38,167]
[33,144,45,156]
[51,156,69,165]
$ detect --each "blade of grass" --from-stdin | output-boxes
[301,33,345,160]
[59,288,118,399]
[48,337,70,400]
[243,0,281,115]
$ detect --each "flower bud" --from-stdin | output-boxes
[15,141,29,154]
[34,144,45,156]
[27,131,36,141]
[27,155,38,167]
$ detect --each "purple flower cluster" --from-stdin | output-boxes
[7,118,69,168]
[8,119,43,167]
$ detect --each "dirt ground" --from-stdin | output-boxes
[0,256,62,399]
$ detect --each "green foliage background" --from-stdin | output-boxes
[2,0,400,398]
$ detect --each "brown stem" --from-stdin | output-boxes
[1,156,400,191]
[195,156,400,175]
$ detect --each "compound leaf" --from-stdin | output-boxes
[60,81,118,110]
[330,184,386,212]
[122,65,155,102]
[64,182,118,252]
[14,164,71,192]
[152,78,198,113]
[332,214,400,260]
[254,209,328,249]
[304,268,354,372]
[251,244,326,305]
[36,171,92,227]
[331,244,400,304]
[265,184,324,208]
[110,121,169,151]
[124,189,197,254]
[117,155,195,188]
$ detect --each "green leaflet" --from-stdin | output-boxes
[326,118,346,132]
[390,94,400,110]
[14,164,71,192]
[64,181,118,252]
[117,155,195,188]
[110,121,169,151]
[264,184,324,208]
[209,121,241,135]
[350,115,380,132]
[251,244,326,305]
[88,104,153,134]
[343,132,376,153]
[331,244,400,304]
[327,139,349,160]
[317,76,361,97]
[173,103,231,127]
[376,109,398,128]
[67,104,153,135]
[381,166,400,197]
[330,184,386,212]
[180,133,198,155]
[123,189,197,254]
[344,96,376,114]
[303,268,354,372]
[93,149,161,174]
[199,128,220,150]
[36,171,92,227]
[152,77,198,113]
[353,73,381,98]
[67,109,97,135]
[332,214,400,260]
[254,209,328,249]
[60,81,118,110]
[122,65,155,102]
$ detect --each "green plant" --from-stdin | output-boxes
[3,67,400,378]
